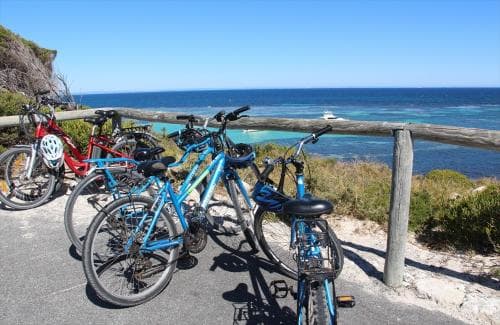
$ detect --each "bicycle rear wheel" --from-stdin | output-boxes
[254,209,344,279]
[0,146,56,210]
[82,195,179,307]
[64,169,145,253]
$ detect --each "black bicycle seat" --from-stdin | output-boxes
[283,199,333,217]
[95,110,117,118]
[83,116,107,126]
[137,156,176,177]
[132,147,165,161]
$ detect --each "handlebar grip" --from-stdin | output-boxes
[233,105,250,115]
[259,163,275,182]
[167,130,180,139]
[314,125,333,137]
[176,115,193,120]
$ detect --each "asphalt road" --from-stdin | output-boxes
[0,195,466,325]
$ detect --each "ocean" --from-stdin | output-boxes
[77,88,500,178]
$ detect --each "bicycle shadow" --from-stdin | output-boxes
[341,240,499,290]
[209,231,296,324]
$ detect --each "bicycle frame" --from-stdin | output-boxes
[32,113,128,177]
[85,157,162,198]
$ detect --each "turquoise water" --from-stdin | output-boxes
[79,88,500,178]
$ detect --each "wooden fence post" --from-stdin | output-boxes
[383,129,414,287]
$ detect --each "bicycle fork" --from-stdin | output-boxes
[26,143,39,179]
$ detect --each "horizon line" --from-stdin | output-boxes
[73,86,500,96]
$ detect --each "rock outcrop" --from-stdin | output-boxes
[0,25,57,97]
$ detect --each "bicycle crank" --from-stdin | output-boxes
[184,220,208,254]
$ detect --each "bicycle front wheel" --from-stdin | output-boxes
[0,146,56,210]
[82,195,179,307]
[254,208,344,279]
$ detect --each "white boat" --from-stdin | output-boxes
[321,110,346,121]
[242,129,259,133]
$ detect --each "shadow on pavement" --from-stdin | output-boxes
[68,244,82,261]
[85,283,126,310]
[209,231,296,324]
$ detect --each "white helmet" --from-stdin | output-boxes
[40,134,64,169]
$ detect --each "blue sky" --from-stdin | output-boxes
[1,0,499,93]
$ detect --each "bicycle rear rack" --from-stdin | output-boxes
[294,218,336,281]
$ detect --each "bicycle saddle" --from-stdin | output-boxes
[83,116,107,126]
[95,110,117,118]
[132,147,165,161]
[136,156,176,177]
[283,199,333,217]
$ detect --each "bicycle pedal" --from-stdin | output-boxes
[213,216,224,225]
[337,295,355,308]
[269,280,289,298]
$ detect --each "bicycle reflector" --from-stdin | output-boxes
[40,134,64,169]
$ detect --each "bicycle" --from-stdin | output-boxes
[63,147,165,254]
[64,115,209,253]
[82,106,258,306]
[252,126,353,323]
[0,96,156,209]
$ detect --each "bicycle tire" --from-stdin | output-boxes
[304,280,336,325]
[254,208,344,279]
[82,195,179,307]
[107,139,138,159]
[64,169,145,253]
[0,146,56,210]
[225,179,258,252]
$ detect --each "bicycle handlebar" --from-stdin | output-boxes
[313,125,332,138]
[176,115,198,122]
[226,105,250,121]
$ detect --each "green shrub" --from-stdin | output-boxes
[0,90,31,152]
[409,190,433,231]
[440,185,499,253]
[425,169,473,189]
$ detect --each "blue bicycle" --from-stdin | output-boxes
[64,147,165,253]
[252,126,352,324]
[82,106,258,307]
[64,115,209,253]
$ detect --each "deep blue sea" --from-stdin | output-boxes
[77,88,500,178]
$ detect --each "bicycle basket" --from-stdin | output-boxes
[174,128,209,152]
[252,182,289,212]
[226,143,255,169]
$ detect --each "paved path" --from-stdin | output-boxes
[0,195,466,325]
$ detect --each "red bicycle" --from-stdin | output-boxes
[0,96,157,209]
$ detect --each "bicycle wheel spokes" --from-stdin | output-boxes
[257,211,297,277]
[65,170,146,253]
[0,147,56,209]
[84,196,179,306]
[71,176,112,245]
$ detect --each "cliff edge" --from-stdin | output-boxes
[0,25,57,96]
